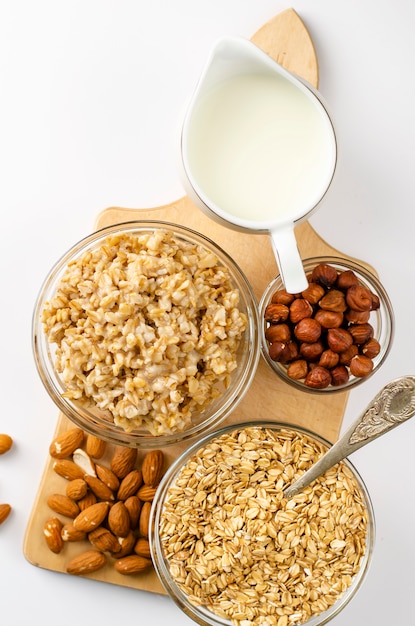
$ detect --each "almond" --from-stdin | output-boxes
[49,428,84,459]
[43,517,64,553]
[66,550,107,576]
[0,503,12,525]
[117,469,143,501]
[138,501,152,538]
[84,475,115,501]
[73,501,109,532]
[77,491,97,511]
[52,459,85,481]
[66,478,88,501]
[141,449,164,486]
[110,446,137,479]
[85,434,107,459]
[108,501,131,538]
[88,526,121,554]
[61,523,87,542]
[0,434,13,455]
[116,530,136,557]
[134,537,151,559]
[47,493,80,518]
[124,495,142,529]
[114,554,152,575]
[72,448,96,476]
[137,484,157,502]
[95,464,120,492]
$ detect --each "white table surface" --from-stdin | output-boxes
[1,1,414,624]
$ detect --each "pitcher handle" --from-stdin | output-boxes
[270,225,308,294]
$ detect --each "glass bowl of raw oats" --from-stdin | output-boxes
[32,221,260,448]
[150,421,375,626]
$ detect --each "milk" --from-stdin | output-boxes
[180,36,337,294]
[185,72,335,224]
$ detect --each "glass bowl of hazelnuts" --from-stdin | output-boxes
[259,256,394,392]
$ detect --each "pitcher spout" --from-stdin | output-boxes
[192,36,295,95]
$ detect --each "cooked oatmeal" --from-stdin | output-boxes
[41,230,247,435]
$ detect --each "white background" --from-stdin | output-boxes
[1,1,414,624]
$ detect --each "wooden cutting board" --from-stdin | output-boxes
[24,8,372,595]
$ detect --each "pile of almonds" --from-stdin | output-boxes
[0,433,13,526]
[264,262,382,389]
[44,427,165,576]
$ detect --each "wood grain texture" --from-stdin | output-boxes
[251,8,319,87]
[24,8,362,595]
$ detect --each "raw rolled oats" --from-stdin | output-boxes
[159,426,369,626]
[41,230,247,435]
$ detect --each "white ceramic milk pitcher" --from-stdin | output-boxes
[180,37,337,294]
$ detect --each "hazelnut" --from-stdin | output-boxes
[264,303,289,323]
[299,339,324,362]
[346,285,372,311]
[268,341,290,362]
[301,283,325,305]
[269,341,298,364]
[287,360,308,380]
[271,289,295,306]
[294,318,322,343]
[327,328,353,353]
[330,365,350,386]
[336,270,359,290]
[345,309,370,324]
[349,354,374,377]
[348,323,374,345]
[289,298,313,324]
[311,263,338,288]
[370,293,380,311]
[362,338,381,358]
[319,349,340,369]
[305,366,332,389]
[265,323,291,343]
[318,289,347,313]
[285,341,300,362]
[314,309,344,329]
[339,344,359,366]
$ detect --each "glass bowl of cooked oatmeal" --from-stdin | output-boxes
[150,421,375,626]
[32,221,260,448]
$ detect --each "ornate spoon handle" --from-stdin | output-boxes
[284,375,415,499]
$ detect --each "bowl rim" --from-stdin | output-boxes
[32,220,261,448]
[150,419,376,626]
[259,255,395,394]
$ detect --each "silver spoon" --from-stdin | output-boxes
[284,375,415,499]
